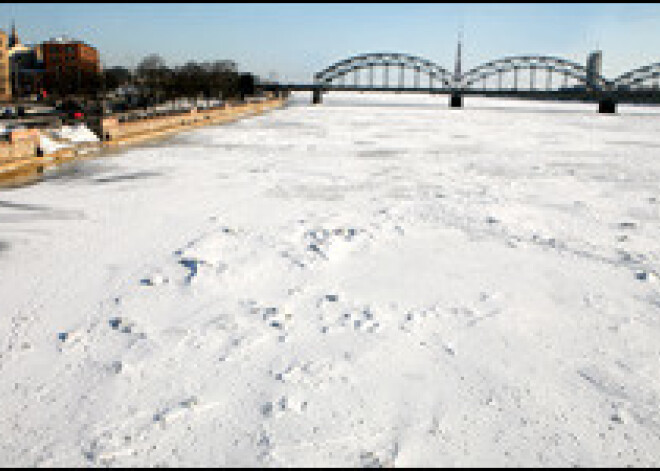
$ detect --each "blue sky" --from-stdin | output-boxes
[3,3,660,81]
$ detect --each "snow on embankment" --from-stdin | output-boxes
[54,124,100,144]
[38,123,100,156]
[39,134,70,154]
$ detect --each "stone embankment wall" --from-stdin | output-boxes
[0,97,287,183]
[100,99,284,146]
[0,129,42,178]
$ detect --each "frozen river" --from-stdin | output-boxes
[1,93,660,466]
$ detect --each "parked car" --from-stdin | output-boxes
[56,100,86,124]
[111,102,129,113]
[1,106,16,119]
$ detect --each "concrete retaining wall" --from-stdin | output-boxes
[0,129,39,165]
[101,98,285,146]
[0,130,43,184]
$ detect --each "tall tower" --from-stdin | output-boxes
[453,31,463,87]
[449,30,464,107]
[9,20,19,48]
[586,50,602,91]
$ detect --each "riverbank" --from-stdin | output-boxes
[0,96,287,188]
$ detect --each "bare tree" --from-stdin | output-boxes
[137,54,170,104]
[130,53,259,107]
[104,66,132,91]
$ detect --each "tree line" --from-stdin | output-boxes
[48,53,258,103]
[103,54,256,103]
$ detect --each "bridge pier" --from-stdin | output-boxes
[598,98,617,114]
[450,93,463,108]
[312,89,323,105]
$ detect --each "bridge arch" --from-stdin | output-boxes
[613,63,660,89]
[314,52,454,89]
[460,55,611,91]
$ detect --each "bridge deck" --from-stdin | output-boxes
[260,84,660,104]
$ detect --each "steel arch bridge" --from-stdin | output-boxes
[613,62,660,89]
[459,55,611,91]
[259,51,660,112]
[314,52,454,89]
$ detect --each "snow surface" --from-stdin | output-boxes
[37,124,100,156]
[1,93,660,466]
[54,124,100,144]
[38,134,72,155]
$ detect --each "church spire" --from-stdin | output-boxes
[453,30,463,86]
[9,20,19,48]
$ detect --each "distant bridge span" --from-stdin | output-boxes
[259,51,660,113]
[459,55,610,90]
[613,62,660,89]
[314,52,453,89]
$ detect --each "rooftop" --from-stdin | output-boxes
[43,36,96,49]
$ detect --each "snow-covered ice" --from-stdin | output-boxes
[1,93,660,466]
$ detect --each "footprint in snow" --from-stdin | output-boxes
[140,273,169,286]
[108,317,147,339]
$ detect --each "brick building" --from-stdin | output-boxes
[0,29,11,100]
[42,36,100,95]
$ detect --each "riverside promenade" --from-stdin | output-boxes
[0,96,288,187]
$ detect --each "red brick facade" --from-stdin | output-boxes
[42,40,100,94]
